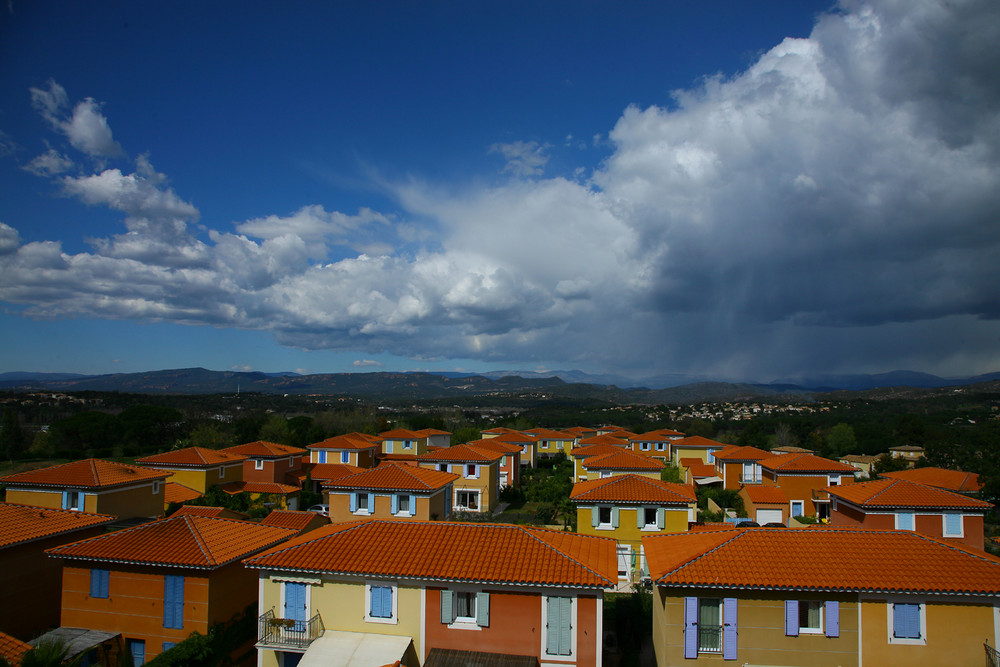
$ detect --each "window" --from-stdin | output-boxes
[62,490,82,511]
[438,463,450,473]
[742,463,761,483]
[161,642,177,654]
[128,639,145,667]
[152,481,161,494]
[465,464,478,478]
[317,451,327,464]
[643,507,658,528]
[456,490,480,511]
[351,492,371,514]
[599,470,612,478]
[90,569,109,599]
[684,597,737,659]
[656,442,667,451]
[254,459,264,470]
[340,451,350,464]
[889,602,924,643]
[163,575,184,629]
[790,500,805,518]
[544,596,573,657]
[595,505,615,528]
[218,467,225,478]
[640,442,651,451]
[896,512,915,530]
[366,582,396,623]
[785,600,839,637]
[828,475,841,486]
[501,455,507,467]
[706,450,715,464]
[393,493,412,516]
[403,440,413,450]
[440,589,490,627]
[943,512,963,537]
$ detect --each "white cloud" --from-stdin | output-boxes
[353,359,383,368]
[30,80,123,158]
[489,140,551,177]
[24,148,74,176]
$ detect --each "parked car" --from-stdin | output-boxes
[306,504,329,517]
[736,520,760,528]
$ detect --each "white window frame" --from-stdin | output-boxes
[642,506,658,530]
[454,590,477,623]
[279,580,312,623]
[218,467,225,478]
[597,505,613,528]
[790,500,805,518]
[895,511,915,530]
[541,595,577,661]
[640,442,651,451]
[465,464,477,479]
[798,600,824,634]
[365,581,398,624]
[63,489,82,511]
[455,489,481,512]
[152,481,161,494]
[403,440,412,450]
[827,474,841,486]
[599,470,612,479]
[356,493,370,514]
[397,493,411,516]
[438,463,450,472]
[254,459,265,470]
[942,512,964,537]
[887,600,926,645]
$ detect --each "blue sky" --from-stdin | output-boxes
[1,0,999,382]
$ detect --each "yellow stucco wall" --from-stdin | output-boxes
[576,506,690,549]
[654,590,859,667]
[860,597,997,666]
[671,447,712,466]
[148,464,242,494]
[90,483,164,518]
[4,488,61,509]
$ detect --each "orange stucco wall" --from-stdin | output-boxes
[423,588,600,665]
[831,506,985,550]
[242,457,302,484]
[327,488,450,524]
[763,473,854,517]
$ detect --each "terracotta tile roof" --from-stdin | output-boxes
[583,450,664,471]
[170,505,248,519]
[325,463,459,492]
[379,429,424,439]
[416,443,504,463]
[524,428,576,440]
[0,503,116,549]
[688,464,718,478]
[465,439,522,455]
[570,475,696,504]
[164,482,202,504]
[714,445,772,462]
[759,452,857,474]
[309,433,383,450]
[673,435,727,449]
[245,519,617,588]
[630,431,679,442]
[826,478,993,510]
[577,434,630,447]
[305,463,363,481]
[218,481,300,495]
[597,425,628,433]
[678,457,704,468]
[137,447,246,467]
[413,428,451,437]
[840,454,880,464]
[881,467,984,493]
[220,441,307,458]
[377,453,419,464]
[0,630,30,664]
[48,514,297,569]
[643,527,1000,594]
[890,445,925,452]
[742,485,789,504]
[570,444,626,458]
[688,522,738,532]
[562,426,596,437]
[772,446,814,454]
[481,427,521,436]
[0,458,171,490]
[492,432,539,444]
[260,510,328,531]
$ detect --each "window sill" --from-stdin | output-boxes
[641,526,660,532]
[447,619,482,631]
[365,615,398,625]
[394,512,412,518]
[596,525,616,531]
[353,510,371,516]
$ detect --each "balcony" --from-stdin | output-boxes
[258,609,325,649]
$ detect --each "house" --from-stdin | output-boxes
[136,447,246,495]
[479,427,523,439]
[323,463,459,523]
[712,446,771,489]
[244,519,616,667]
[582,449,665,480]
[524,428,578,458]
[259,510,329,535]
[0,459,170,519]
[464,438,522,488]
[379,429,429,457]
[759,453,858,520]
[840,454,880,478]
[669,436,728,467]
[46,514,298,665]
[629,430,684,461]
[880,466,984,494]
[570,443,628,481]
[217,480,302,510]
[0,503,116,641]
[738,485,790,525]
[643,526,1000,666]
[490,431,539,469]
[412,429,452,448]
[295,462,362,495]
[596,425,630,436]
[307,433,381,468]
[570,474,696,584]
[889,445,926,464]
[170,505,249,520]
[562,426,598,441]
[163,482,202,508]
[0,630,30,664]
[826,477,993,550]
[416,444,504,513]
[220,441,307,485]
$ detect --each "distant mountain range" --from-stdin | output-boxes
[1,367,998,404]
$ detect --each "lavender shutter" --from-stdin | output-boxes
[722,598,737,660]
[825,601,840,637]
[684,597,698,659]
[785,600,799,636]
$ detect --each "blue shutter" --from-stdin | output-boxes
[285,582,307,622]
[893,603,920,639]
[722,598,737,660]
[683,597,698,659]
[391,494,399,514]
[163,575,184,629]
[825,601,840,637]
[477,592,490,627]
[944,512,962,535]
[341,451,349,463]
[128,640,145,667]
[61,491,69,509]
[440,590,453,624]
[90,569,109,598]
[349,492,357,512]
[409,494,416,515]
[897,512,914,530]
[367,493,374,512]
[318,451,327,464]
[785,600,799,636]
[382,586,393,618]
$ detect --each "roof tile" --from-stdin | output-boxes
[137,447,246,467]
[584,450,664,471]
[0,502,116,549]
[881,467,984,493]
[826,478,993,510]
[325,463,459,492]
[221,441,307,458]
[570,475,696,504]
[308,433,383,451]
[0,459,170,489]
[759,452,857,474]
[416,443,504,463]
[742,485,789,504]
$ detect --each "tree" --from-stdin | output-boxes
[0,407,25,462]
[871,453,910,475]
[772,422,796,449]
[660,464,683,483]
[189,422,229,449]
[258,415,290,444]
[825,423,857,458]
[0,638,83,667]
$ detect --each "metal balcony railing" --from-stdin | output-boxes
[258,608,325,649]
[986,642,1000,667]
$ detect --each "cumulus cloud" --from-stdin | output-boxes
[489,140,551,177]
[30,80,124,158]
[353,359,384,368]
[24,148,74,176]
[4,0,1000,379]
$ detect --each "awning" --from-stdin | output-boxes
[298,631,411,667]
[694,476,723,485]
